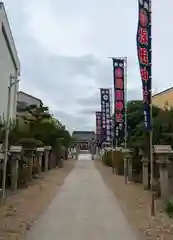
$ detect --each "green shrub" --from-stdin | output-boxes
[102,151,112,166]
[16,138,44,149]
[165,200,173,218]
[113,151,124,175]
[102,150,124,175]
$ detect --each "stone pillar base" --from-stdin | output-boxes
[44,151,49,172]
[128,158,133,181]
[157,159,170,201]
[11,159,19,191]
[142,158,149,190]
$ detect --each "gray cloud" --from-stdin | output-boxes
[77,91,100,106]
[54,110,95,133]
[3,0,173,131]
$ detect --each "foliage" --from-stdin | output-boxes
[102,150,124,175]
[16,138,44,149]
[102,151,112,166]
[131,148,142,182]
[0,104,72,150]
[165,200,173,218]
[126,101,173,149]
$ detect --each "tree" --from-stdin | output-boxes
[20,104,72,149]
[126,100,173,149]
[0,104,72,150]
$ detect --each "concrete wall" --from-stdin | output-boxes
[0,3,20,121]
[152,88,173,110]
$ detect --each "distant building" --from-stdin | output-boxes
[152,87,173,110]
[72,131,96,150]
[0,2,20,121]
[72,131,96,142]
[17,91,43,118]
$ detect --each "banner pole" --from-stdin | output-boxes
[124,57,128,149]
[108,57,117,150]
[149,0,155,217]
[98,88,103,153]
[123,57,128,184]
[109,87,115,171]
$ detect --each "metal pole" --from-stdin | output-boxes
[149,0,155,216]
[109,88,114,170]
[98,87,105,153]
[149,123,155,216]
[2,75,13,199]
[1,75,19,199]
[108,57,117,150]
[124,57,128,184]
[124,57,128,149]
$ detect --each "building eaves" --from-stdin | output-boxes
[18,91,43,105]
[152,87,173,98]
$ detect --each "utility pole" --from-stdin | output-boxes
[1,75,19,199]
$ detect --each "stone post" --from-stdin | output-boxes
[44,151,49,172]
[10,154,19,191]
[36,147,44,175]
[124,157,128,183]
[75,145,79,160]
[127,157,133,182]
[0,152,5,195]
[122,148,132,184]
[26,149,34,181]
[91,143,94,160]
[9,146,22,191]
[48,151,53,169]
[141,156,149,190]
[153,145,173,201]
[157,157,170,201]
[44,146,51,172]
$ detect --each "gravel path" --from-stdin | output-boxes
[26,159,139,240]
[95,160,173,240]
[0,159,75,240]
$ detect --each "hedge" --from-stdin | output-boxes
[102,150,124,175]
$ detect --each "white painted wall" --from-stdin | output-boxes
[0,3,20,122]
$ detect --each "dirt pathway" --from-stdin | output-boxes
[95,160,173,240]
[26,159,139,240]
[0,159,75,240]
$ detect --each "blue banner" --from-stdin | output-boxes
[95,111,102,147]
[136,0,152,131]
[100,88,112,144]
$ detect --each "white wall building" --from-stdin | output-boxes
[0,2,20,121]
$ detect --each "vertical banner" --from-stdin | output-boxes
[136,0,151,130]
[100,88,112,145]
[95,111,102,147]
[113,58,125,147]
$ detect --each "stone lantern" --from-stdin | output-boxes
[153,145,173,201]
[122,148,133,182]
[9,145,22,191]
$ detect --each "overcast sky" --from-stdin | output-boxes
[3,0,173,132]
